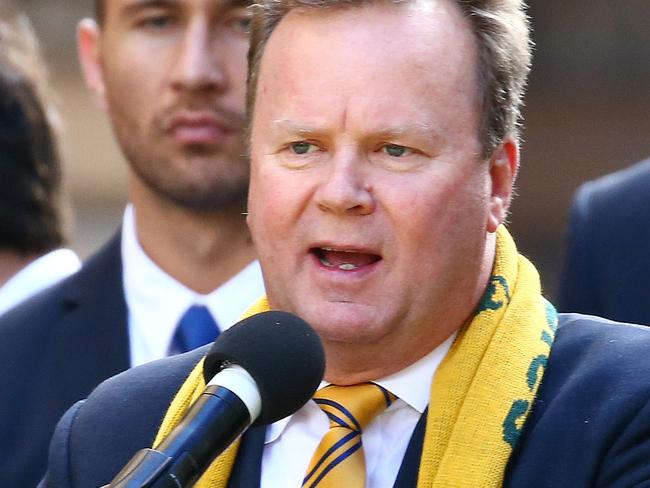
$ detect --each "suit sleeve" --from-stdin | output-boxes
[38,346,209,487]
[39,401,85,488]
[556,183,601,315]
[596,393,650,486]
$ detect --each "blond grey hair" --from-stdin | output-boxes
[246,0,532,158]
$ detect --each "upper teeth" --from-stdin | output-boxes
[321,247,356,253]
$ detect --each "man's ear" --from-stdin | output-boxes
[486,136,519,233]
[77,18,108,110]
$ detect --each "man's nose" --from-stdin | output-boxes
[170,20,227,93]
[314,153,375,216]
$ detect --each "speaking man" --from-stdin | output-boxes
[41,0,650,486]
[0,0,264,485]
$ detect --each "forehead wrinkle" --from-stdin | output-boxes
[272,119,328,137]
[340,104,349,136]
[376,123,442,140]
[270,118,447,147]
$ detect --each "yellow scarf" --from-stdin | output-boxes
[153,226,557,487]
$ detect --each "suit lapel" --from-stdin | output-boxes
[51,231,130,400]
[227,425,266,488]
[393,408,427,488]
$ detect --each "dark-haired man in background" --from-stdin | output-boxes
[41,0,650,486]
[0,7,80,317]
[0,0,263,485]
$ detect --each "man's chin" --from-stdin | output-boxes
[162,189,248,213]
[301,304,387,342]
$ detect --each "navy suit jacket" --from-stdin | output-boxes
[40,315,650,487]
[0,232,130,487]
[557,158,650,325]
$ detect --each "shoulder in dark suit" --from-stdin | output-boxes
[557,158,650,325]
[0,231,130,487]
[40,314,650,488]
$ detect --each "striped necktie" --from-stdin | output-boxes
[303,383,397,488]
[169,304,219,355]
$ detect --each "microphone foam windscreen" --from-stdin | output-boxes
[203,311,325,426]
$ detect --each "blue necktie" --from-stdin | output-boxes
[169,305,219,355]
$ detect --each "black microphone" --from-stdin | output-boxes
[106,311,325,488]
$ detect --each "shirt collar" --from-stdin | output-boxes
[265,331,456,444]
[375,331,456,413]
[0,248,81,316]
[121,204,265,355]
[123,204,197,331]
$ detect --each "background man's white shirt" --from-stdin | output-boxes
[0,248,81,316]
[122,205,265,367]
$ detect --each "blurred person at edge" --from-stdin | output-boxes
[40,0,650,486]
[558,157,650,326]
[0,0,263,485]
[0,6,81,316]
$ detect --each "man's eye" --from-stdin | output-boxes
[138,15,175,30]
[290,142,317,155]
[232,16,252,33]
[225,9,252,34]
[383,144,410,157]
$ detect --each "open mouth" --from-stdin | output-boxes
[311,247,382,271]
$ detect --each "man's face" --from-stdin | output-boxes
[248,0,513,367]
[83,0,250,210]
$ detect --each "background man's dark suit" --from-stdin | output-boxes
[40,315,650,487]
[557,158,650,325]
[0,232,129,486]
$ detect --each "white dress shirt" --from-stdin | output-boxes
[261,333,456,488]
[121,205,266,367]
[0,248,81,316]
